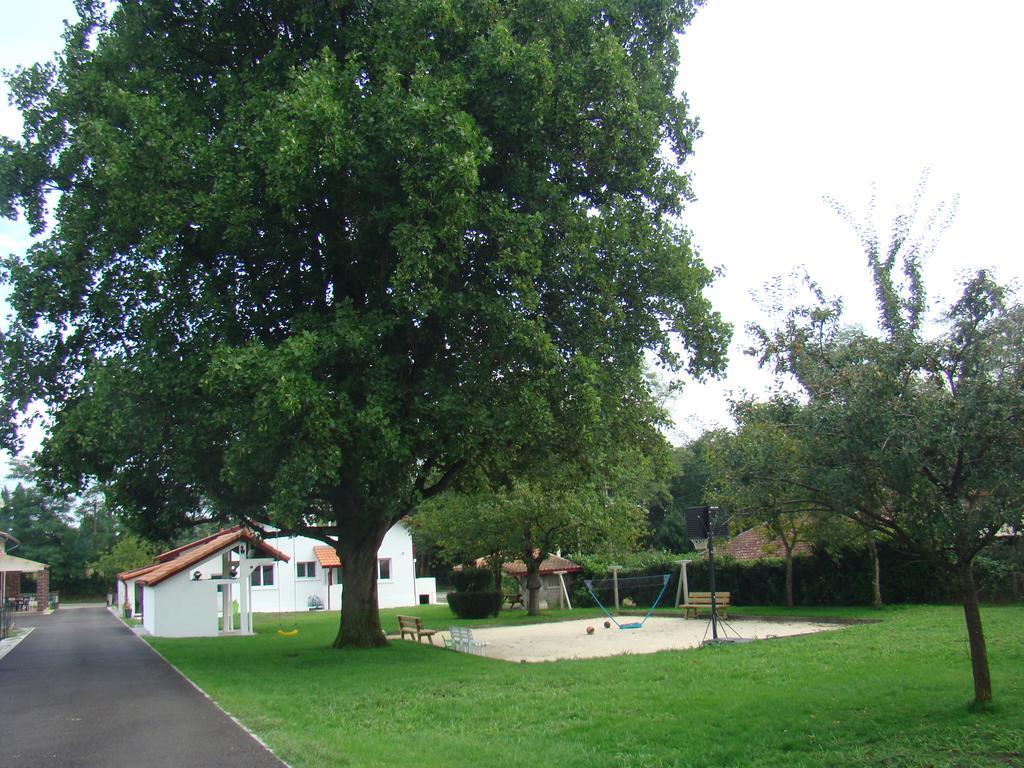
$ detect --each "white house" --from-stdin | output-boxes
[117,520,436,638]
[253,523,434,612]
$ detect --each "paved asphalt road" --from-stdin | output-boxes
[0,606,287,767]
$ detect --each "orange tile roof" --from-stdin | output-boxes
[720,527,813,561]
[118,562,164,581]
[313,546,341,568]
[154,526,242,563]
[122,528,290,587]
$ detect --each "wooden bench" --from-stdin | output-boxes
[397,614,438,645]
[679,591,731,619]
[504,592,525,609]
[446,625,487,655]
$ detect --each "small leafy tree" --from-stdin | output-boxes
[88,535,158,582]
[415,470,649,616]
[706,398,827,607]
[754,192,1024,703]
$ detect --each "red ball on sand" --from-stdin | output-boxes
[603,620,611,629]
[586,626,595,635]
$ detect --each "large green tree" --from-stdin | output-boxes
[0,1,727,647]
[0,481,123,595]
[645,435,716,552]
[754,202,1024,703]
[0,483,75,583]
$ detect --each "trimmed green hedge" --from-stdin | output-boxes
[446,566,502,617]
[450,567,492,593]
[570,540,1022,608]
[446,591,502,618]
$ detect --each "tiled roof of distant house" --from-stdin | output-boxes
[720,526,813,561]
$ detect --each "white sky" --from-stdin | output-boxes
[1,1,1022,483]
[669,0,1024,441]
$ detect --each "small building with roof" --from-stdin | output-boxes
[1,530,51,612]
[117,526,291,637]
[117,520,434,637]
[472,552,583,609]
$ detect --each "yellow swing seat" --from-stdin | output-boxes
[277,628,300,637]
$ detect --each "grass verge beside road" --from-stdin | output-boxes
[148,605,1023,768]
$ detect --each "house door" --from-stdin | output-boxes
[134,583,144,617]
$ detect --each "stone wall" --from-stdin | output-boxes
[4,571,21,599]
[35,569,49,611]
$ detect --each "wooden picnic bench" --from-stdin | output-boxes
[503,592,525,609]
[397,614,438,645]
[679,591,731,619]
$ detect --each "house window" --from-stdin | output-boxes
[250,564,275,587]
[377,558,392,581]
[296,561,316,579]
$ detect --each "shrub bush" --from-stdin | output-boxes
[449,567,492,593]
[446,566,502,618]
[446,591,502,619]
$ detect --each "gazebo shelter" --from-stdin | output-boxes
[1,531,50,612]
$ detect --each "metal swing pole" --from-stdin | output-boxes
[708,527,719,641]
[704,506,719,641]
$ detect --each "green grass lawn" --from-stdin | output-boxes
[148,605,1024,768]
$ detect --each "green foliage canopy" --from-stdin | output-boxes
[0,0,728,645]
[87,534,158,581]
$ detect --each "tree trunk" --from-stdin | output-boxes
[525,561,542,616]
[866,532,883,608]
[492,555,504,592]
[957,559,992,704]
[415,545,431,578]
[1012,536,1022,602]
[333,516,391,649]
[784,547,795,607]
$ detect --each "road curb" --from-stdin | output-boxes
[125,622,292,768]
[0,626,35,663]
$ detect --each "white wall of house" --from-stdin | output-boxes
[249,533,333,613]
[137,520,429,616]
[117,577,145,617]
[142,575,221,637]
[252,521,425,611]
[414,577,437,605]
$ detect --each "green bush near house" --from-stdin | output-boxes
[445,591,502,619]
[446,567,502,618]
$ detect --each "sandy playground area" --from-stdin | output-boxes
[445,616,848,663]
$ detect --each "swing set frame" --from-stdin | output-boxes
[583,574,671,630]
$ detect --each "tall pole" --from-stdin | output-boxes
[610,566,622,611]
[705,507,719,641]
